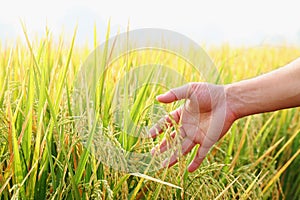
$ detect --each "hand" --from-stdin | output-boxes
[150,82,237,172]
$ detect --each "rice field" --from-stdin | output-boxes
[0,24,300,199]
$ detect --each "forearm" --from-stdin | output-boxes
[225,58,300,119]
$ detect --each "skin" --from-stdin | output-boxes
[149,57,300,172]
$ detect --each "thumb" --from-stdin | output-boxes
[156,83,192,103]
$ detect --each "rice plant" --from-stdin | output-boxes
[0,24,299,199]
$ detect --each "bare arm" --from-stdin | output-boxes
[151,57,300,172]
[226,58,300,119]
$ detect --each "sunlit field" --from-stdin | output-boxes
[0,25,300,200]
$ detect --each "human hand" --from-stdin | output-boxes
[150,82,237,172]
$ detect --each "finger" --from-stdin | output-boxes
[161,138,195,168]
[188,146,210,172]
[162,147,180,168]
[156,83,193,103]
[151,131,176,155]
[181,138,196,156]
[149,109,181,138]
[163,152,178,168]
[159,130,193,154]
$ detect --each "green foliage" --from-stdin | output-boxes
[0,25,299,200]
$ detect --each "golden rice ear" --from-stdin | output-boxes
[1,22,299,199]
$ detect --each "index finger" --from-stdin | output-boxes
[156,83,193,103]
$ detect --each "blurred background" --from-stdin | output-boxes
[1,0,300,47]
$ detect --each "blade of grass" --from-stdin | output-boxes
[129,172,182,200]
[7,92,25,198]
[54,25,77,110]
[262,148,300,194]
[74,109,101,185]
[44,89,81,199]
[251,137,284,169]
[272,129,300,163]
[113,174,131,196]
[253,112,277,145]
[222,123,236,175]
[20,20,41,94]
[28,67,46,198]
[152,168,172,199]
[130,172,182,190]
[98,20,111,116]
[0,47,12,106]
[229,116,252,172]
[215,176,239,200]
[22,64,34,165]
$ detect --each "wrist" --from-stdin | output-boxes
[224,84,240,121]
[224,81,256,120]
